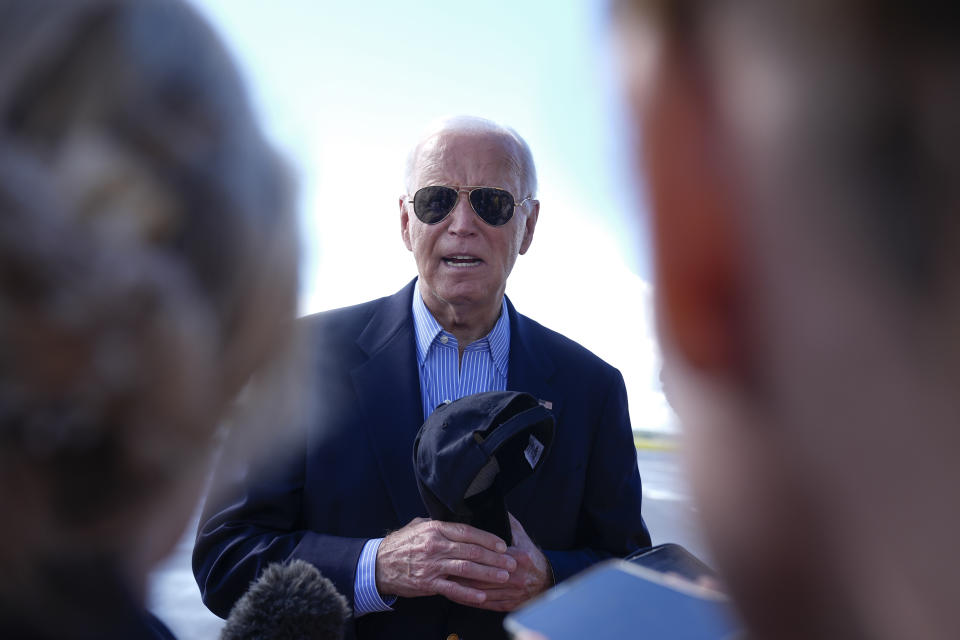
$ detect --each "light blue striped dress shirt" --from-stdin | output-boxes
[353,286,511,615]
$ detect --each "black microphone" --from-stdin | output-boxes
[220,559,351,640]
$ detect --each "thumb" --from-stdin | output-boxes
[507,512,529,544]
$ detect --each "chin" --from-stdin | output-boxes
[436,287,486,307]
[430,277,496,305]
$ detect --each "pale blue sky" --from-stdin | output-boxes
[187,0,671,431]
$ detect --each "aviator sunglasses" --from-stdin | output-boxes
[409,185,535,227]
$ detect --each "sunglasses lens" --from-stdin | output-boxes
[469,188,515,226]
[413,186,458,224]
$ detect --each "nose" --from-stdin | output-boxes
[445,190,478,236]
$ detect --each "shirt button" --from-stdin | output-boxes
[439,335,449,344]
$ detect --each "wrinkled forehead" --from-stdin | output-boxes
[412,130,525,194]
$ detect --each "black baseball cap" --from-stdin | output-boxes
[413,391,555,544]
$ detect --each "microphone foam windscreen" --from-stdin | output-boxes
[220,559,351,640]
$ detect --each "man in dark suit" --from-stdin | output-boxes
[193,116,651,639]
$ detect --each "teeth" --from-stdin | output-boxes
[443,256,482,268]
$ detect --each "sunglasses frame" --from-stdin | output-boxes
[407,185,536,227]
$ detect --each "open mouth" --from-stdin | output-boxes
[443,255,484,268]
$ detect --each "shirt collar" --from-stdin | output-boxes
[411,284,511,377]
[412,286,444,365]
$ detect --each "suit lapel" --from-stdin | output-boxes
[351,280,428,527]
[504,297,561,522]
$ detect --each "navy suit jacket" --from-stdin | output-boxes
[194,280,650,639]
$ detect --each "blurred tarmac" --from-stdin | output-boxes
[147,449,706,640]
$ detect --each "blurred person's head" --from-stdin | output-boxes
[0,0,297,629]
[400,116,539,328]
[615,2,960,638]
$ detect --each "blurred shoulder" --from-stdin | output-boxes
[297,281,414,345]
[299,296,383,339]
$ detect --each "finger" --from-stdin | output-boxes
[447,576,496,589]
[471,587,527,602]
[448,577,524,591]
[507,512,535,549]
[507,512,526,536]
[441,558,511,584]
[507,548,534,567]
[449,540,518,571]
[437,520,508,553]
[432,577,488,607]
[471,597,523,612]
[456,567,530,590]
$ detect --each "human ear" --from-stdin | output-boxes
[400,196,413,252]
[518,200,539,255]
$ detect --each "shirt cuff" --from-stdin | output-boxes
[353,538,397,616]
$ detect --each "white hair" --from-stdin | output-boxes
[403,115,538,198]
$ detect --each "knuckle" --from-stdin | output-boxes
[411,566,429,582]
[424,537,445,555]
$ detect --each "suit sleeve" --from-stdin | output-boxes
[541,368,651,583]
[191,427,367,619]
